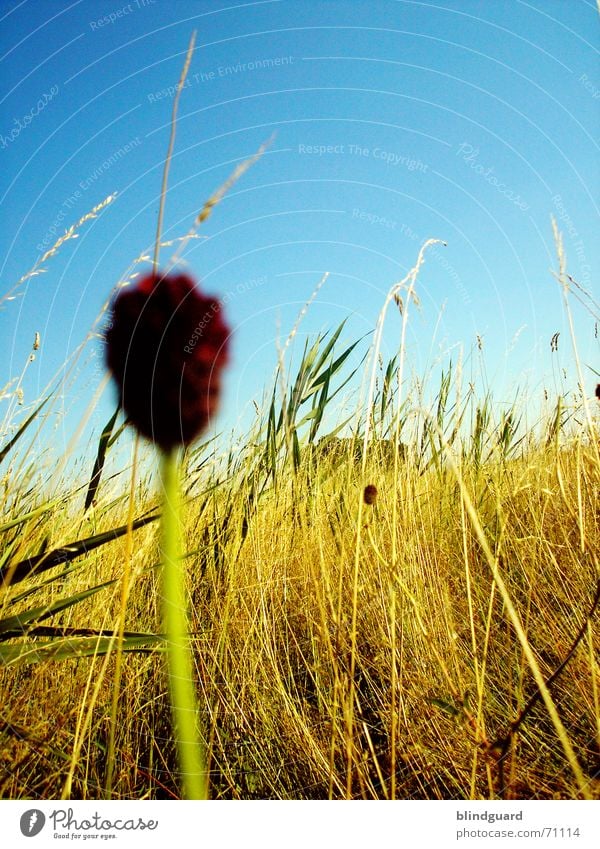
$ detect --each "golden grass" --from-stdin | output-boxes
[3,29,597,800]
[0,424,598,799]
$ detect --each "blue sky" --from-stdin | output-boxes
[1,0,598,461]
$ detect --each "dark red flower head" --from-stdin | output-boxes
[105,272,230,450]
[363,484,378,505]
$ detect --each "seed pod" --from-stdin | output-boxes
[106,272,230,450]
[363,484,378,505]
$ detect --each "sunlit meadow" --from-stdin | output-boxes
[1,38,599,802]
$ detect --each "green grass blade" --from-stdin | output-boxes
[292,428,301,472]
[0,500,61,535]
[301,338,362,402]
[84,405,120,511]
[0,579,116,638]
[380,355,398,425]
[0,393,52,465]
[1,513,158,585]
[308,367,331,443]
[0,634,164,667]
[310,319,348,377]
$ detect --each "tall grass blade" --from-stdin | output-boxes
[0,501,62,535]
[0,634,163,667]
[0,394,52,465]
[1,514,158,584]
[0,580,117,638]
[84,406,121,511]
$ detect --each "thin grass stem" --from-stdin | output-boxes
[105,434,139,797]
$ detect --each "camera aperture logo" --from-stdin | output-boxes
[20,810,46,837]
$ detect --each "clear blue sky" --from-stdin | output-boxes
[1,0,598,460]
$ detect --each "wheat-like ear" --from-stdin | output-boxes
[550,216,600,465]
[167,134,275,271]
[1,194,117,309]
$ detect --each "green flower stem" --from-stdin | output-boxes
[160,447,207,800]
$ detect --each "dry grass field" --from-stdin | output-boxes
[1,40,598,798]
[1,292,598,799]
